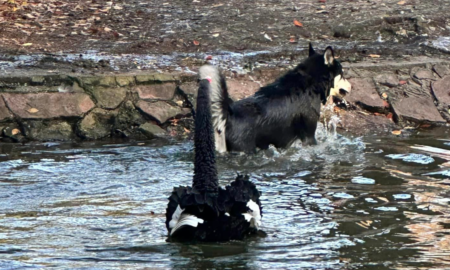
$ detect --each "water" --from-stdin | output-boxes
[1,127,450,269]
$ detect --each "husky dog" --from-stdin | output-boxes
[201,44,345,153]
[165,72,262,242]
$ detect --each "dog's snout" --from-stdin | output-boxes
[339,88,348,96]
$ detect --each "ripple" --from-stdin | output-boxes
[374,206,399,212]
[393,194,412,200]
[0,137,448,269]
[386,153,435,164]
[351,176,376,185]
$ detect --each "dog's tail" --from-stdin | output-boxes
[199,65,231,153]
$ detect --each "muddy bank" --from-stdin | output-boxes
[0,57,449,143]
[1,0,450,56]
[1,0,450,75]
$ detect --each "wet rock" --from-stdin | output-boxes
[414,69,435,80]
[338,111,397,136]
[346,78,386,112]
[391,95,445,123]
[136,100,190,124]
[23,120,75,141]
[153,74,176,82]
[0,97,13,121]
[227,79,261,100]
[98,76,117,87]
[177,83,197,110]
[116,76,135,87]
[432,76,450,107]
[2,93,95,119]
[135,75,155,84]
[114,100,146,137]
[374,74,399,87]
[178,82,198,96]
[92,86,127,109]
[133,83,177,100]
[2,126,25,142]
[77,108,117,139]
[139,122,166,138]
[81,76,101,86]
[433,65,450,78]
[136,74,176,84]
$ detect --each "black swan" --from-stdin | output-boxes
[165,66,262,242]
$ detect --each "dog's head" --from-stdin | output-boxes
[301,43,343,104]
[329,74,351,99]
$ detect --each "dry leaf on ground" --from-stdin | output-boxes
[294,19,303,27]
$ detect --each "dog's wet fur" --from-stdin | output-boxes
[205,44,344,153]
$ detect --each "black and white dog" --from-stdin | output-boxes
[201,44,347,153]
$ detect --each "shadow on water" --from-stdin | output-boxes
[1,124,450,269]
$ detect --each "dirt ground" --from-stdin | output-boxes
[0,0,450,63]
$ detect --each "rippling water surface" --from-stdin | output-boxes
[1,126,450,269]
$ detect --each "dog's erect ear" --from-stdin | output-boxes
[309,43,316,57]
[324,46,335,66]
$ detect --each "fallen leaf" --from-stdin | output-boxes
[383,100,390,107]
[264,33,272,41]
[27,108,39,113]
[289,37,296,43]
[382,92,388,99]
[369,54,380,58]
[392,130,402,135]
[387,113,393,120]
[206,55,212,60]
[212,33,220,37]
[193,40,200,46]
[22,43,32,46]
[175,100,183,106]
[183,127,190,134]
[293,19,303,27]
[137,142,145,146]
[399,80,407,85]
[397,0,406,4]
[11,129,20,135]
[377,197,389,203]
[420,124,431,128]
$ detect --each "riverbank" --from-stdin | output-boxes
[1,0,450,142]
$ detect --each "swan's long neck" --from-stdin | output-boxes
[192,79,219,193]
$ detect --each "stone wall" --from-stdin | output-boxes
[337,57,450,136]
[1,57,449,142]
[0,72,197,142]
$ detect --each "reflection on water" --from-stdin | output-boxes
[1,126,450,269]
